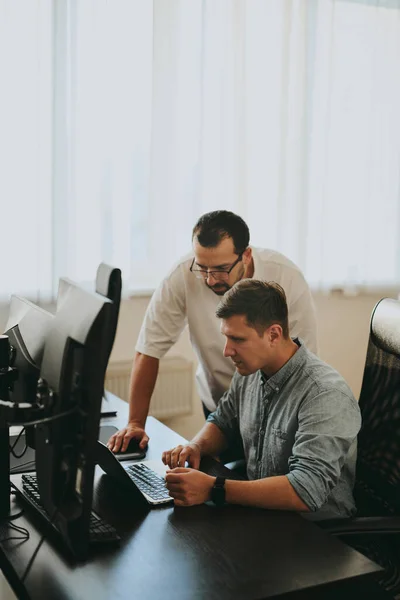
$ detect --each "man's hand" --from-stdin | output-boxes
[165,468,215,506]
[162,443,201,469]
[107,422,149,453]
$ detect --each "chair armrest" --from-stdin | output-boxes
[318,516,400,536]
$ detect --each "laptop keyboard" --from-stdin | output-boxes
[21,474,120,544]
[125,463,172,504]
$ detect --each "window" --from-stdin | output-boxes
[1,0,399,300]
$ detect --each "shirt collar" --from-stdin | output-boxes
[259,338,307,391]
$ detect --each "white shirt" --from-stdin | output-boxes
[136,247,318,411]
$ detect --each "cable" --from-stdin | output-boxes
[4,489,25,521]
[0,521,30,543]
[8,407,79,471]
[6,406,76,581]
[6,508,25,521]
[9,427,27,459]
[8,484,27,520]
[0,487,30,539]
[18,479,69,584]
[21,504,60,584]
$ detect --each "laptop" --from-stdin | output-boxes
[96,442,247,509]
[96,441,173,507]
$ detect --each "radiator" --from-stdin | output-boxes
[105,356,193,419]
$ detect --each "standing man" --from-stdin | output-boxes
[108,210,317,453]
[162,280,361,520]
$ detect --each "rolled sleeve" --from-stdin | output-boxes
[135,266,187,359]
[286,391,361,512]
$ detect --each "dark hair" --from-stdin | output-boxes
[216,279,289,338]
[192,210,250,255]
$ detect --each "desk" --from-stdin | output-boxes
[0,395,385,600]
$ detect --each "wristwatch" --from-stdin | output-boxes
[211,476,226,507]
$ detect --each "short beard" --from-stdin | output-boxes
[206,282,230,296]
[205,263,246,296]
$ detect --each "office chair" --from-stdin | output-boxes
[318,297,400,597]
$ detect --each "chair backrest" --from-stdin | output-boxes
[355,297,400,516]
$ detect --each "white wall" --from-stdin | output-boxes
[110,291,382,397]
[314,291,383,398]
[0,291,384,439]
[106,291,384,438]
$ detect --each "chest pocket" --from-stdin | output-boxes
[270,428,292,475]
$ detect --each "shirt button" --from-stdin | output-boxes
[275,387,279,392]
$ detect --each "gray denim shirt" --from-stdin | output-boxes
[207,340,361,520]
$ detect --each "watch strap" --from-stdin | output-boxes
[211,476,226,506]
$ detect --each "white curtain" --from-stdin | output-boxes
[1,0,400,301]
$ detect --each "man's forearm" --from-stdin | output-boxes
[225,476,310,512]
[191,422,229,458]
[128,352,159,426]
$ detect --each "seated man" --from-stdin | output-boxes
[162,280,361,520]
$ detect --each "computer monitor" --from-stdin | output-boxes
[95,263,121,362]
[33,281,115,559]
[4,296,53,406]
[57,263,121,364]
[1,298,54,520]
[95,263,122,413]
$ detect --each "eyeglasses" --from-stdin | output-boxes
[190,254,243,280]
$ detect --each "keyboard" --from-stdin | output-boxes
[21,474,120,544]
[96,442,173,507]
[125,463,172,505]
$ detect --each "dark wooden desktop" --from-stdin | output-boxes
[0,395,386,600]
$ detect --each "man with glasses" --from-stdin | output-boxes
[107,210,317,453]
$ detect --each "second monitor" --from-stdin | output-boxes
[10,266,122,559]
